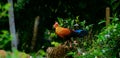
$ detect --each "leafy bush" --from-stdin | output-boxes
[75,15,120,58]
[0,3,11,49]
[0,3,10,18]
[0,30,11,48]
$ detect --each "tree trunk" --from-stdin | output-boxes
[31,16,40,51]
[8,0,18,50]
[106,7,110,26]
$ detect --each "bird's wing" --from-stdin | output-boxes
[56,27,71,38]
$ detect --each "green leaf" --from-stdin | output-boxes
[98,20,105,25]
[57,17,63,26]
[39,50,46,56]
[50,33,56,37]
[51,41,60,47]
[80,20,86,27]
[3,3,11,10]
[67,51,76,56]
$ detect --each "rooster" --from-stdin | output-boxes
[53,22,87,39]
[53,22,88,47]
[53,22,72,39]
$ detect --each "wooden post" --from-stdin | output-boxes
[106,7,110,26]
[8,0,18,49]
[31,16,40,51]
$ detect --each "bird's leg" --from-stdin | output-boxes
[69,41,72,48]
[63,40,71,47]
[63,39,73,49]
[69,37,74,48]
[64,41,68,45]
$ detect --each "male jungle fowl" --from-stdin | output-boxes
[53,21,88,39]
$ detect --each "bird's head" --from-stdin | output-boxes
[53,22,59,28]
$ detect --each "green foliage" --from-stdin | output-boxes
[57,16,93,30]
[67,51,77,57]
[51,41,60,47]
[38,50,46,56]
[0,3,10,18]
[98,19,106,25]
[32,49,46,58]
[77,15,120,58]
[15,0,30,11]
[0,30,11,48]
[57,17,74,28]
[5,48,30,58]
